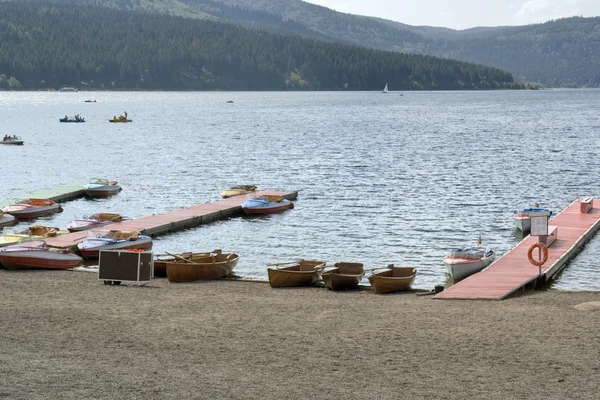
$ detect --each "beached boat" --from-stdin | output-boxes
[1,198,62,219]
[221,185,258,198]
[321,262,364,291]
[0,226,69,248]
[241,195,294,215]
[66,213,129,233]
[0,240,83,270]
[443,247,496,281]
[0,212,17,228]
[267,259,326,288]
[166,251,239,282]
[77,230,152,259]
[513,207,552,233]
[1,136,24,145]
[83,179,122,198]
[153,250,220,277]
[368,265,417,294]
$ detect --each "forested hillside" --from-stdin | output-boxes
[0,1,523,91]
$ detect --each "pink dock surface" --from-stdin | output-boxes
[435,199,600,300]
[45,190,297,248]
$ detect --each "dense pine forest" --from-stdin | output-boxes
[0,1,525,90]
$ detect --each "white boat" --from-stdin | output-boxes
[83,178,122,198]
[513,207,552,233]
[77,230,152,259]
[58,86,78,92]
[443,247,496,281]
[382,83,389,93]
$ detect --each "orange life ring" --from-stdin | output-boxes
[527,243,548,266]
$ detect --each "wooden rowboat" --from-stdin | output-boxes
[321,262,364,291]
[153,250,220,277]
[368,265,417,294]
[166,251,239,282]
[267,259,326,288]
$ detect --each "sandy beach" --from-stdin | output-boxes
[0,269,598,399]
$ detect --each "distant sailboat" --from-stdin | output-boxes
[382,83,389,93]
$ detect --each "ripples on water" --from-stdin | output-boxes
[1,90,599,290]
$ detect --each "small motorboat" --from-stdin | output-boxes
[221,185,258,198]
[83,178,122,198]
[58,86,78,92]
[84,99,97,103]
[60,115,85,123]
[0,211,17,228]
[321,262,364,291]
[1,135,24,145]
[0,226,69,248]
[443,247,496,281]
[1,198,63,219]
[165,250,239,282]
[267,259,326,288]
[66,213,129,232]
[241,195,294,215]
[77,230,152,259]
[226,100,234,103]
[513,207,552,233]
[368,265,417,294]
[153,250,220,277]
[0,240,83,270]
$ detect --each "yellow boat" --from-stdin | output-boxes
[0,226,69,247]
[221,185,258,198]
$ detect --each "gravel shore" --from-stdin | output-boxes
[0,270,599,399]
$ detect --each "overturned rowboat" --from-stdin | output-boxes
[267,259,326,288]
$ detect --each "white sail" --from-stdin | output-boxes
[382,83,389,93]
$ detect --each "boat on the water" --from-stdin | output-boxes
[382,83,389,93]
[1,198,63,219]
[153,250,220,277]
[513,207,552,233]
[1,135,24,145]
[368,265,416,294]
[83,178,122,198]
[0,212,17,228]
[0,226,69,248]
[77,230,152,259]
[321,262,364,291]
[84,99,97,103]
[66,213,129,232]
[0,240,83,270]
[221,185,258,198]
[109,112,131,123]
[58,86,78,92]
[267,259,326,288]
[165,250,239,282]
[443,247,496,281]
[60,115,85,123]
[241,195,294,215]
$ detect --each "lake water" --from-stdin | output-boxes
[1,90,600,291]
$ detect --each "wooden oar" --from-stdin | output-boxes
[165,252,195,263]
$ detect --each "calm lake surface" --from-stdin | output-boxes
[1,90,599,291]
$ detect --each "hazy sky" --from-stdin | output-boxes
[304,0,600,29]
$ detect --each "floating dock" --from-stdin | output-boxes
[435,198,600,300]
[0,183,85,208]
[45,190,298,248]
